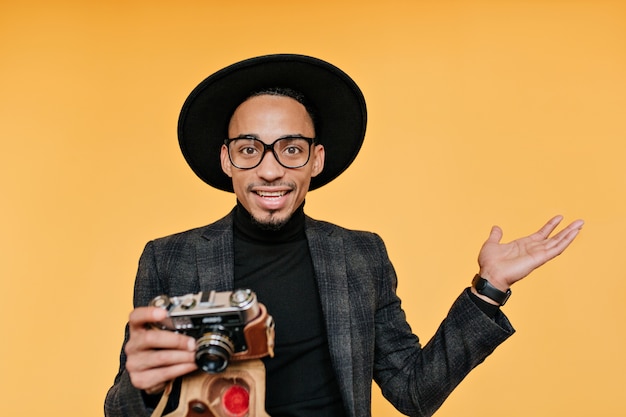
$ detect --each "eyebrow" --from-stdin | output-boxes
[229,133,311,140]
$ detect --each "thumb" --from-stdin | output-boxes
[487,225,503,244]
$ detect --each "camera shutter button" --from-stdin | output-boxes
[180,296,196,310]
[230,289,253,307]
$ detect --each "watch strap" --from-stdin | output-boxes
[472,274,511,306]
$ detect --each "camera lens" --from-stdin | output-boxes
[196,331,235,373]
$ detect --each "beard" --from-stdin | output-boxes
[249,210,291,231]
[243,180,298,231]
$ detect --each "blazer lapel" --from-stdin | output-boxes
[198,213,235,292]
[305,218,356,417]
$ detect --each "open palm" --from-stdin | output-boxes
[477,215,584,289]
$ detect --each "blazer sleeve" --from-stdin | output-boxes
[104,218,229,417]
[369,233,515,416]
[104,241,166,417]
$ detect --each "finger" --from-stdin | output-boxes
[544,225,582,255]
[127,328,196,353]
[125,347,197,373]
[544,219,585,248]
[534,215,564,239]
[128,362,198,392]
[558,219,585,236]
[128,306,168,329]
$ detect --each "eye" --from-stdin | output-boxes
[278,138,307,156]
[231,139,262,157]
[284,145,302,155]
[241,146,258,155]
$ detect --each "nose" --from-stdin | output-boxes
[255,149,285,182]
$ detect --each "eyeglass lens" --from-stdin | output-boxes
[228,137,312,169]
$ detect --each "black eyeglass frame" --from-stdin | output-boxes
[224,136,317,170]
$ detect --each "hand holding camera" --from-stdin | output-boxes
[124,289,274,396]
[149,289,275,373]
[124,306,198,395]
[144,289,275,417]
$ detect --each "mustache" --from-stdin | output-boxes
[246,181,296,192]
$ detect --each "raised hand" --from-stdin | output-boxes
[477,215,584,292]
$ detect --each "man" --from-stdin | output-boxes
[104,54,583,417]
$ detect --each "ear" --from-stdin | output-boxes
[220,145,233,177]
[310,144,325,177]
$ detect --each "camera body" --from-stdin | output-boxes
[150,289,274,373]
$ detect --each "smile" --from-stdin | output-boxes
[255,190,289,198]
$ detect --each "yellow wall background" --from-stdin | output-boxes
[1,1,624,416]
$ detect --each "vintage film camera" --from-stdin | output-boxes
[150,289,275,373]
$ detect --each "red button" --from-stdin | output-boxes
[221,385,249,417]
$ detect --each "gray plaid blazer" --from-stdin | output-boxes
[105,211,514,417]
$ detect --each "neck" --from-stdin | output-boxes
[234,201,306,243]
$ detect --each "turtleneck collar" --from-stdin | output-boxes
[233,200,306,244]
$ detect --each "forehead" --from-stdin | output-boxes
[228,94,315,135]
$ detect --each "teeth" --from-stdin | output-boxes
[256,191,287,197]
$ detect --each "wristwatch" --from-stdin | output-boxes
[472,274,511,306]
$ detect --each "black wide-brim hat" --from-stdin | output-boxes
[178,54,367,192]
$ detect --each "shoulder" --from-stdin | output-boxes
[146,211,234,251]
[305,215,379,236]
[305,216,385,249]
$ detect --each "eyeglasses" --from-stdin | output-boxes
[224,136,316,169]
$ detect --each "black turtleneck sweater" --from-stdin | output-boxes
[233,202,346,417]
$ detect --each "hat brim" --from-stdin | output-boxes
[178,54,367,192]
